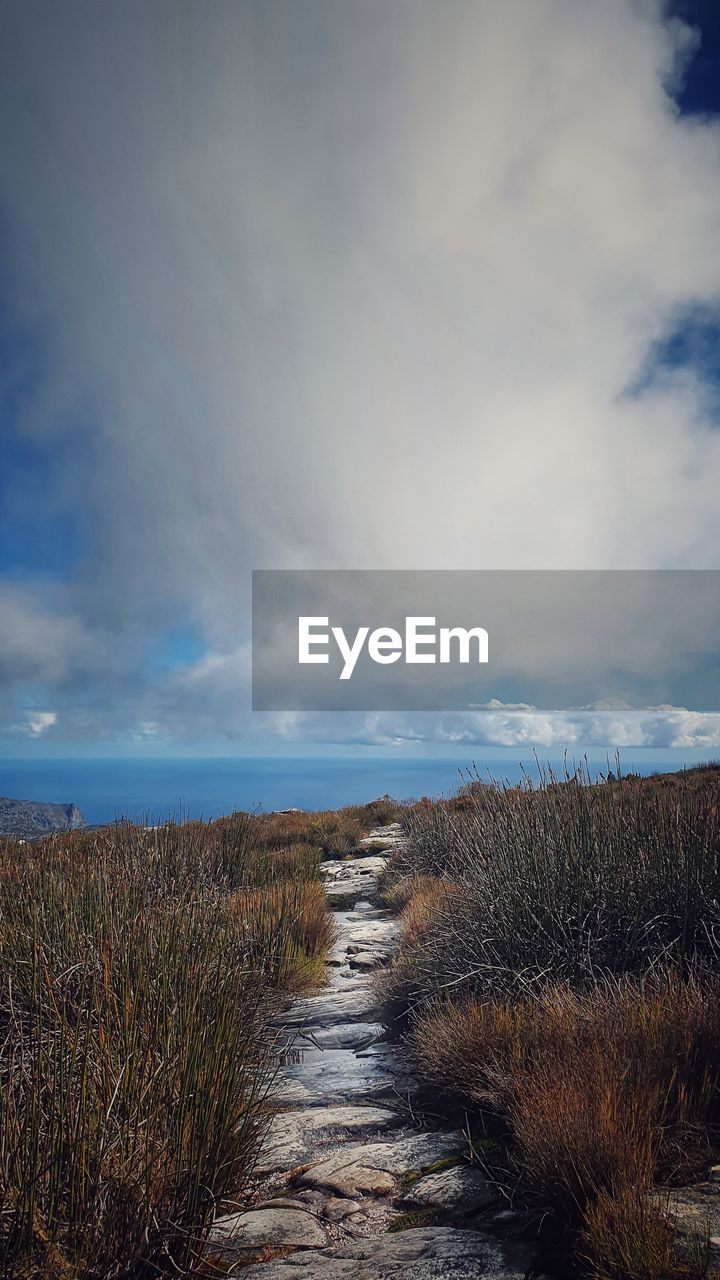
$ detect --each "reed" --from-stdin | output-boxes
[391,764,720,1004]
[384,766,720,1279]
[0,815,334,1277]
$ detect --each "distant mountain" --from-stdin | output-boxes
[0,796,86,839]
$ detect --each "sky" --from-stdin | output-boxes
[1,0,720,760]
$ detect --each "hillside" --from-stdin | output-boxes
[0,795,86,838]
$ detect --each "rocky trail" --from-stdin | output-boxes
[209,826,540,1278]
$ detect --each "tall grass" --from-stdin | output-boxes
[391,765,720,1004]
[243,798,405,858]
[244,806,367,856]
[383,766,720,1278]
[0,816,334,1277]
[410,974,720,1278]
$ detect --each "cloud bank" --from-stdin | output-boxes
[0,1,719,748]
[268,703,720,751]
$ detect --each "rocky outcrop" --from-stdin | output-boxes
[209,1205,331,1253]
[0,796,85,838]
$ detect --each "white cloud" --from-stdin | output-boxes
[0,585,97,685]
[1,2,720,744]
[25,711,57,738]
[268,704,720,751]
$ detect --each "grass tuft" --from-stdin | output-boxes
[386,1209,440,1232]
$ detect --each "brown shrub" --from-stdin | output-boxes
[375,876,462,1011]
[581,1188,692,1280]
[247,807,365,856]
[400,876,461,949]
[294,880,337,969]
[378,871,419,912]
[410,975,720,1266]
[226,880,335,991]
[0,836,278,1277]
[354,795,407,826]
[267,841,321,880]
[385,765,720,1009]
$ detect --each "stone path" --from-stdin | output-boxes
[208,825,537,1278]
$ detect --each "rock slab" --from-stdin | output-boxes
[298,1131,468,1197]
[210,1206,329,1253]
[258,1105,405,1173]
[240,1225,534,1277]
[400,1163,497,1214]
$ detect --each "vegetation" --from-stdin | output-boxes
[244,806,365,856]
[380,763,720,1279]
[7,763,719,1279]
[245,797,405,857]
[0,811,344,1278]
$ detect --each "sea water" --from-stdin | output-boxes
[0,752,711,827]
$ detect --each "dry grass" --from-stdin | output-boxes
[344,795,408,827]
[398,876,460,949]
[226,879,336,991]
[581,1188,697,1280]
[384,766,720,1279]
[389,766,720,1005]
[245,807,366,856]
[409,974,720,1276]
[0,814,335,1277]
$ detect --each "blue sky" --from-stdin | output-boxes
[1,0,720,761]
[673,1,720,114]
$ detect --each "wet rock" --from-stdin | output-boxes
[240,1224,534,1277]
[326,967,366,990]
[353,1043,415,1086]
[255,1197,310,1211]
[271,1047,401,1107]
[294,1190,326,1207]
[283,986,382,1028]
[400,1164,497,1213]
[344,1212,369,1233]
[325,882,381,908]
[321,856,389,910]
[244,860,538,1277]
[357,824,407,852]
[322,856,388,881]
[209,1206,329,1252]
[490,1209,535,1237]
[298,1131,468,1198]
[344,919,397,948]
[257,1105,405,1173]
[294,1022,386,1050]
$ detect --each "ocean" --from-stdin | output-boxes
[0,752,710,827]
